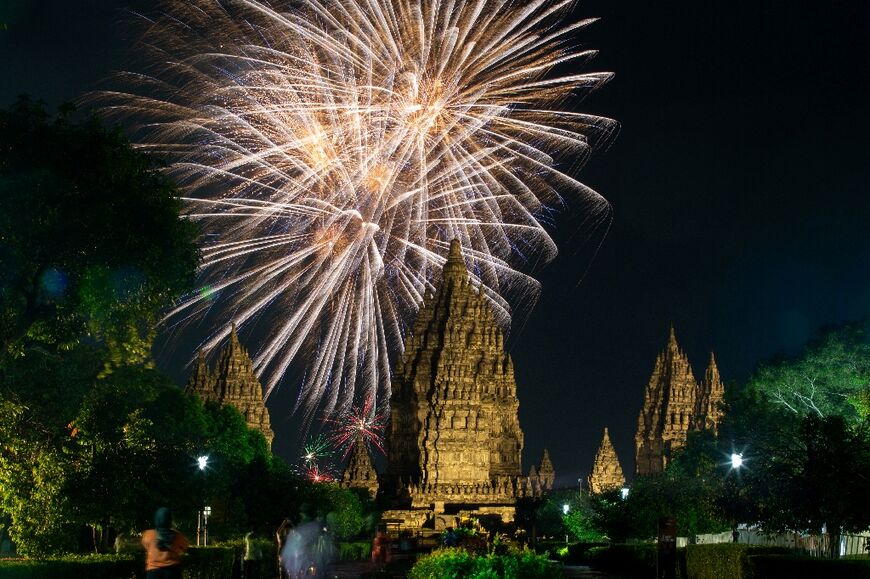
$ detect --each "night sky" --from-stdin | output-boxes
[3,0,869,487]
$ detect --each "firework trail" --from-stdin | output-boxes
[102,0,615,418]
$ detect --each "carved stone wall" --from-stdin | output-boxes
[382,240,544,529]
[634,327,725,475]
[186,326,274,446]
[587,427,625,494]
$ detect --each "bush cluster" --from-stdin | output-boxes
[408,546,560,579]
[337,540,371,561]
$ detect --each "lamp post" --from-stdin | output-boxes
[196,455,209,546]
[727,451,745,543]
[562,504,570,546]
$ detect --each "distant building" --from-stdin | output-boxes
[381,240,550,531]
[587,427,625,494]
[186,326,274,446]
[634,327,724,475]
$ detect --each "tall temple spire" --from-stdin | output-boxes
[383,240,528,529]
[696,352,725,432]
[634,327,726,475]
[587,427,625,494]
[634,326,699,475]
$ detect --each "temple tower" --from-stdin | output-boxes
[534,449,555,493]
[341,436,379,499]
[382,240,531,529]
[186,326,274,446]
[587,427,625,494]
[634,327,725,475]
[695,353,725,432]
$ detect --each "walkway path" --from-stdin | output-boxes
[561,564,621,578]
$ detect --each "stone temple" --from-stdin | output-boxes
[186,326,274,446]
[587,427,625,494]
[380,240,552,530]
[634,327,724,475]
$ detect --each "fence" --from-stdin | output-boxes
[682,529,870,558]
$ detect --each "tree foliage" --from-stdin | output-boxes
[745,322,870,424]
[0,96,197,369]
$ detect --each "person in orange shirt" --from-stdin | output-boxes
[141,507,189,579]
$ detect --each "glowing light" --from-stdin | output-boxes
[197,455,209,471]
[562,504,570,515]
[620,487,630,500]
[731,453,743,469]
[104,0,615,417]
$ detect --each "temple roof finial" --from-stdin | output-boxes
[442,239,468,284]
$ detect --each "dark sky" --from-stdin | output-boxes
[2,0,869,486]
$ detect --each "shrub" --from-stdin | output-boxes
[183,546,236,579]
[338,540,371,561]
[587,543,657,576]
[555,542,608,565]
[685,543,788,579]
[749,554,870,579]
[408,547,560,579]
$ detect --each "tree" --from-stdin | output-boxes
[0,96,197,369]
[745,322,870,425]
[722,367,870,557]
[0,98,199,556]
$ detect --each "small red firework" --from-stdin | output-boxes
[325,398,387,458]
[304,464,334,483]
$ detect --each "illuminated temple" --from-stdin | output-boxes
[634,327,725,475]
[186,327,274,446]
[379,240,552,530]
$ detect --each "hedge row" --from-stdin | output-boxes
[750,554,870,579]
[0,547,238,579]
[0,554,140,579]
[685,543,789,579]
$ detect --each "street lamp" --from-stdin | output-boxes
[730,453,743,469]
[196,455,210,545]
[620,487,630,500]
[562,504,570,546]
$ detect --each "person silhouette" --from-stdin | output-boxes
[141,507,189,579]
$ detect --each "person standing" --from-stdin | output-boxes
[244,530,263,578]
[276,518,291,579]
[141,507,189,579]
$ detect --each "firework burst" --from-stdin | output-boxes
[325,398,387,458]
[101,0,615,418]
[303,464,335,484]
[301,434,334,468]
